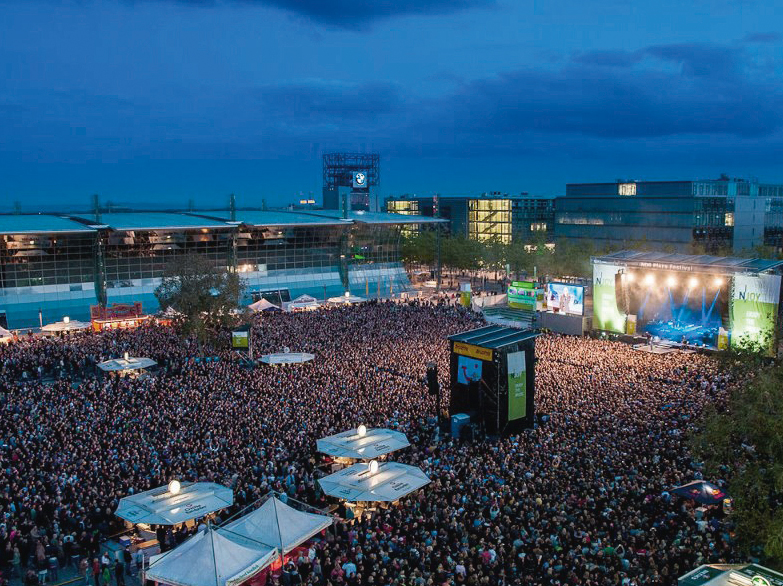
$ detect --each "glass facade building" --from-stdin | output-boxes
[0,209,437,329]
[556,179,780,253]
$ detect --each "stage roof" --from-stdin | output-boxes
[448,325,538,349]
[0,215,97,234]
[593,250,783,274]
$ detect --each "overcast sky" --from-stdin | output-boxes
[1,0,782,210]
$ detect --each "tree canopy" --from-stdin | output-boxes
[154,253,245,345]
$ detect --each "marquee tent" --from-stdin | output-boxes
[41,319,91,333]
[116,481,233,526]
[327,294,367,305]
[317,427,410,460]
[146,527,277,586]
[98,356,157,373]
[318,461,430,502]
[0,327,12,344]
[282,295,320,312]
[248,298,280,312]
[222,496,332,554]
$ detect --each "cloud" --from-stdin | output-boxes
[571,50,643,68]
[741,32,782,44]
[643,43,740,77]
[146,0,496,28]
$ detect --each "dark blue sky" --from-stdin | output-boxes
[1,0,782,210]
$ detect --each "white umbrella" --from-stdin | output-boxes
[97,356,157,372]
[41,319,91,333]
[116,481,233,526]
[317,427,410,460]
[318,461,430,502]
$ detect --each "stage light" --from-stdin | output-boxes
[123,351,129,361]
[666,276,676,287]
[688,277,698,289]
[63,316,70,324]
[713,277,723,288]
[368,460,379,475]
[644,274,654,286]
[624,272,635,283]
[357,424,367,437]
[168,479,181,495]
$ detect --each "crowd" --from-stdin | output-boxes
[0,300,739,586]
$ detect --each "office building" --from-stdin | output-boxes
[556,178,783,253]
[385,193,555,244]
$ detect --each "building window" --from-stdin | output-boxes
[725,212,734,227]
[618,183,636,196]
[530,223,547,231]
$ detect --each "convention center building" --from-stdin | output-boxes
[0,209,441,329]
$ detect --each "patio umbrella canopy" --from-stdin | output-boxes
[671,480,728,505]
[318,461,430,502]
[98,356,157,372]
[317,427,410,460]
[146,527,277,586]
[222,496,332,554]
[116,481,233,526]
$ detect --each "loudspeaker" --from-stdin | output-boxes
[426,362,439,395]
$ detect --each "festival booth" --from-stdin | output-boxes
[317,425,410,467]
[0,326,13,344]
[97,353,158,378]
[41,317,91,335]
[116,481,234,562]
[248,299,281,313]
[91,302,151,332]
[281,295,320,312]
[145,528,277,586]
[327,293,367,306]
[259,348,315,365]
[318,461,430,519]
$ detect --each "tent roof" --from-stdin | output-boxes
[41,320,91,332]
[116,481,233,525]
[291,294,318,304]
[318,461,430,502]
[327,294,367,304]
[317,427,410,459]
[248,298,280,312]
[0,326,12,338]
[146,527,276,586]
[97,356,157,372]
[223,497,332,554]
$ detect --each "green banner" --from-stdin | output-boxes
[507,350,527,421]
[592,263,626,333]
[508,281,537,311]
[730,274,781,356]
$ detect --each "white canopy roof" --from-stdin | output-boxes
[327,294,367,305]
[98,356,157,372]
[317,427,410,460]
[222,497,332,554]
[248,298,280,312]
[116,481,233,526]
[259,352,315,365]
[159,306,184,318]
[146,527,276,586]
[283,295,320,311]
[41,319,91,332]
[318,461,430,502]
[0,326,12,338]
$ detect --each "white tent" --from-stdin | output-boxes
[318,461,430,502]
[98,356,157,373]
[248,298,280,312]
[146,527,276,586]
[41,319,91,333]
[317,427,410,460]
[160,306,184,319]
[0,327,12,343]
[282,295,320,312]
[222,497,332,554]
[327,294,367,305]
[116,481,233,526]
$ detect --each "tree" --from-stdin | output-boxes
[692,358,783,567]
[155,253,245,348]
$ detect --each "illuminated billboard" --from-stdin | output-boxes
[545,282,584,316]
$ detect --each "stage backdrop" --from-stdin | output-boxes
[592,263,626,333]
[730,274,781,355]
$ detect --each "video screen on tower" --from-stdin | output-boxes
[545,283,584,315]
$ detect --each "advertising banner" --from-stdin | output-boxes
[508,281,538,311]
[730,274,781,355]
[507,351,527,421]
[592,263,626,333]
[453,341,494,361]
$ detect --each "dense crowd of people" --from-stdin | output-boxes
[0,301,739,586]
